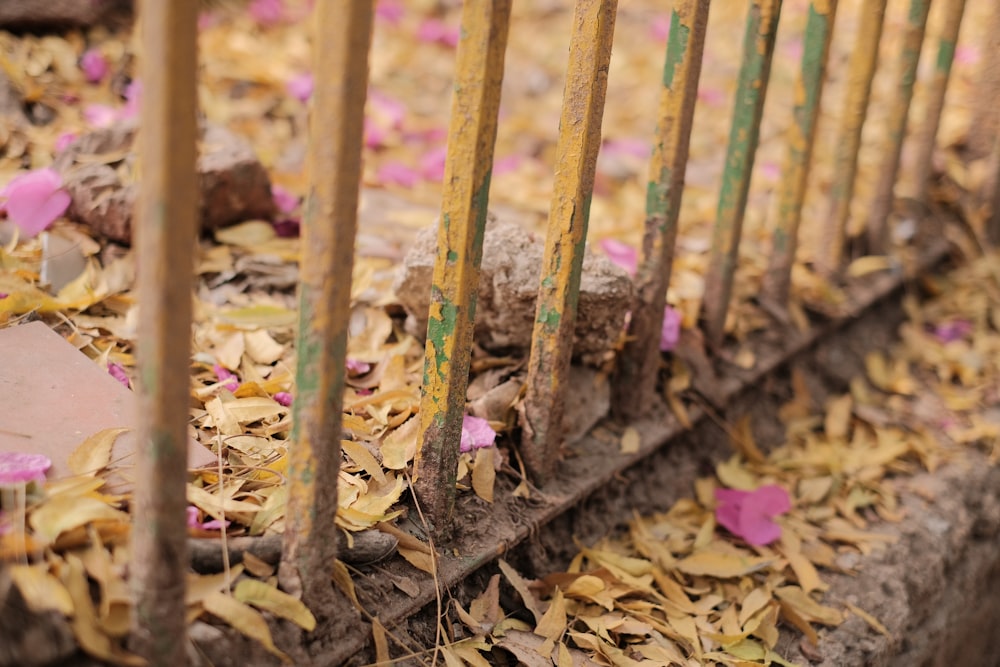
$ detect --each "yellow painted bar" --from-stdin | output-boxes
[414,0,511,536]
[522,0,618,483]
[281,1,374,610]
[130,1,198,664]
[613,0,711,419]
[762,0,839,308]
[968,3,1000,159]
[817,0,886,277]
[702,0,783,346]
[866,0,931,254]
[910,0,967,204]
[990,131,1000,244]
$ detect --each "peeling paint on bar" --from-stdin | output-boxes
[613,0,711,419]
[702,0,783,346]
[280,1,373,619]
[762,0,838,308]
[522,0,618,483]
[867,0,931,254]
[130,2,198,664]
[818,0,886,277]
[910,0,967,204]
[414,1,511,537]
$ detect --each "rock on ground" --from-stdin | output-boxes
[54,123,275,244]
[393,216,634,365]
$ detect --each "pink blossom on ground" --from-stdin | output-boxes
[198,11,222,30]
[932,318,972,343]
[108,363,131,389]
[369,90,406,129]
[364,118,388,150]
[286,72,313,102]
[55,132,77,153]
[213,364,240,391]
[715,484,791,546]
[493,155,522,176]
[650,13,671,41]
[759,161,781,181]
[376,0,404,24]
[783,38,803,61]
[460,415,497,453]
[599,238,638,276]
[660,306,681,352]
[0,452,52,485]
[248,0,284,25]
[0,168,71,238]
[377,162,420,188]
[955,45,979,65]
[272,218,300,237]
[698,87,726,106]
[272,185,299,213]
[80,48,108,83]
[346,358,371,375]
[416,19,460,47]
[602,137,650,160]
[83,104,118,128]
[419,145,448,183]
[273,391,293,407]
[122,81,141,120]
[186,506,230,531]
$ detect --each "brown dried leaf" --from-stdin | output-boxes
[203,590,291,663]
[68,427,129,476]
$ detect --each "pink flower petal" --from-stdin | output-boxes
[955,45,979,66]
[83,103,118,128]
[602,137,650,160]
[108,363,131,389]
[248,0,284,25]
[599,238,638,276]
[0,168,71,238]
[759,161,780,181]
[364,118,388,150]
[369,90,406,129]
[650,14,671,41]
[698,87,725,106]
[0,452,52,485]
[346,358,371,375]
[460,415,496,453]
[376,0,404,24]
[419,145,448,183]
[272,185,299,213]
[186,505,230,531]
[55,132,78,153]
[660,305,681,352]
[121,80,141,120]
[714,484,791,546]
[493,154,522,176]
[273,391,293,407]
[377,161,420,188]
[932,318,972,343]
[213,364,240,391]
[272,218,300,237]
[80,48,108,84]
[286,72,314,102]
[417,19,460,47]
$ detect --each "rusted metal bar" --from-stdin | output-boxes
[866,0,932,254]
[130,1,198,664]
[989,131,1000,245]
[762,0,839,308]
[414,1,511,537]
[280,1,373,613]
[521,0,618,483]
[701,0,783,346]
[967,2,1000,159]
[817,0,887,277]
[910,0,967,204]
[613,0,711,419]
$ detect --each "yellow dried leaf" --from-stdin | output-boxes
[203,591,290,662]
[233,578,316,631]
[534,588,567,645]
[206,395,241,436]
[243,329,285,364]
[565,574,606,599]
[738,586,771,627]
[9,564,74,615]
[676,550,773,578]
[225,396,287,424]
[216,304,296,329]
[398,546,436,575]
[30,495,128,544]
[774,586,843,626]
[499,559,543,624]
[341,440,386,484]
[846,255,892,278]
[380,415,419,469]
[783,548,826,594]
[64,554,144,667]
[824,394,853,441]
[471,446,496,503]
[716,456,757,491]
[620,427,640,454]
[845,601,891,638]
[68,427,129,476]
[186,566,245,605]
[372,616,391,666]
[187,484,261,519]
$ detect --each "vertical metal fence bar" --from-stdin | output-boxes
[613,0,710,419]
[866,0,932,254]
[967,3,1000,158]
[414,1,511,537]
[701,0,783,346]
[910,0,967,204]
[280,2,374,609]
[817,0,887,277]
[130,2,198,664]
[762,0,839,308]
[521,0,618,483]
[990,131,1000,245]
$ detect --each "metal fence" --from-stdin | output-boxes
[131,0,996,663]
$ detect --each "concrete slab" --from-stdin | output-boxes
[0,321,215,488]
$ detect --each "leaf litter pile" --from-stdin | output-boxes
[0,0,997,664]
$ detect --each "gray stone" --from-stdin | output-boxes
[393,216,633,365]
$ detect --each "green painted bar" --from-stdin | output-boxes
[762,0,839,309]
[866,0,932,253]
[613,0,711,419]
[911,0,967,204]
[413,1,511,537]
[702,0,783,345]
[818,0,887,276]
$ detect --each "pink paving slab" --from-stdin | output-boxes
[0,320,216,489]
